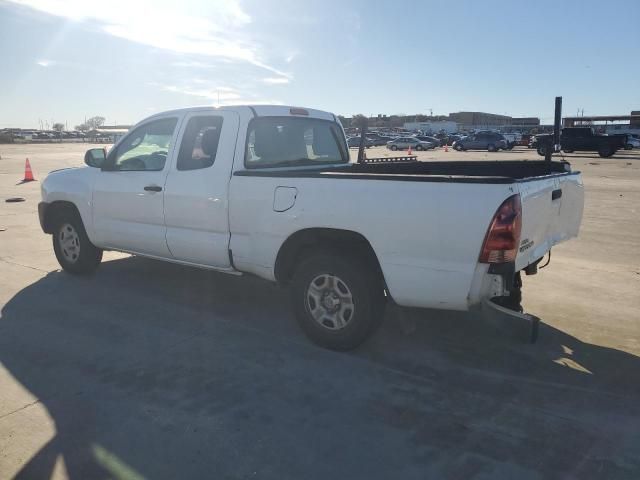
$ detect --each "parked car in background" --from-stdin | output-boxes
[445,134,462,146]
[365,134,388,146]
[623,135,640,149]
[387,136,435,151]
[519,134,532,147]
[414,136,439,149]
[347,136,374,148]
[453,132,507,152]
[500,133,517,150]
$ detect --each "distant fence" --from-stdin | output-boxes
[0,137,116,144]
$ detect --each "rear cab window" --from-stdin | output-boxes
[177,116,223,171]
[245,117,348,169]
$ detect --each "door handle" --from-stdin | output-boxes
[552,188,562,200]
[144,185,162,192]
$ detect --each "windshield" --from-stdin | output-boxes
[245,117,348,169]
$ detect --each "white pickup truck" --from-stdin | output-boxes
[39,105,584,350]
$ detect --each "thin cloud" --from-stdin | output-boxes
[285,52,298,64]
[36,59,53,67]
[262,77,290,85]
[9,0,288,76]
[160,84,282,106]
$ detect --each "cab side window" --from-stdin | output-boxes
[177,116,224,171]
[112,118,177,171]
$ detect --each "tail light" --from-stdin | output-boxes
[479,194,522,264]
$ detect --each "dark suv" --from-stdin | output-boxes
[534,127,625,158]
[453,132,507,152]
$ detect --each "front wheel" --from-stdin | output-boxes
[52,211,103,274]
[537,146,547,156]
[598,145,614,158]
[487,143,497,152]
[290,252,385,351]
[415,144,423,151]
[390,145,398,151]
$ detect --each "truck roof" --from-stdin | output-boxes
[144,105,336,122]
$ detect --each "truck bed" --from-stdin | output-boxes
[235,160,575,184]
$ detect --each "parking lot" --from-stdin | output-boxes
[1,143,639,479]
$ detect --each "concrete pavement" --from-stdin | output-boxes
[1,143,639,479]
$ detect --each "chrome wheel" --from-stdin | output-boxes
[305,274,355,330]
[58,223,80,263]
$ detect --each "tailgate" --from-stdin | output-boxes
[515,173,584,270]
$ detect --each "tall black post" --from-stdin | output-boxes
[546,96,562,163]
[357,118,368,164]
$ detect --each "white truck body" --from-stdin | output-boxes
[39,105,584,348]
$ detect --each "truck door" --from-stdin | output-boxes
[92,116,179,257]
[163,111,240,268]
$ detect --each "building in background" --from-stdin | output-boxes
[449,112,540,132]
[403,120,458,134]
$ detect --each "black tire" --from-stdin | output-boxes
[390,145,398,151]
[487,143,497,152]
[290,251,385,351]
[51,209,103,274]
[624,144,633,150]
[415,144,423,151]
[598,145,614,158]
[562,149,574,153]
[537,146,546,156]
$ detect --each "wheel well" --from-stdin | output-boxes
[42,201,81,233]
[274,228,385,286]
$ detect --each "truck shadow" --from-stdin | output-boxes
[2,256,639,479]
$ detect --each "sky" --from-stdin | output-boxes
[0,0,639,129]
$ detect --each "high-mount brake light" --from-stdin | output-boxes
[289,108,309,116]
[479,194,522,264]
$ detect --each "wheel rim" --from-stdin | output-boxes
[305,274,355,330]
[58,223,80,263]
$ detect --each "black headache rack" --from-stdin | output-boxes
[359,155,418,164]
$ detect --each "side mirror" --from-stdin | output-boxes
[84,148,107,168]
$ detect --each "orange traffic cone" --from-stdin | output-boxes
[407,146,412,155]
[23,158,35,182]
[444,144,449,152]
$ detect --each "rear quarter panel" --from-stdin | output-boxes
[229,175,515,310]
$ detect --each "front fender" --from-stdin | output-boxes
[41,167,97,240]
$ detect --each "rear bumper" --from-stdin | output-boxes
[38,202,50,233]
[482,297,540,343]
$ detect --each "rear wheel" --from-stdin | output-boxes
[487,143,497,152]
[415,144,423,151]
[537,146,547,156]
[598,145,614,158]
[562,149,574,153]
[290,252,385,351]
[390,145,398,151]
[52,210,102,274]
